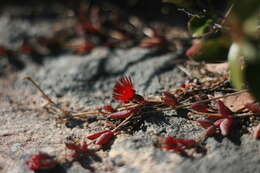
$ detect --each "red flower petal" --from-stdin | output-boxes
[102,105,114,113]
[197,119,213,128]
[162,91,179,107]
[191,102,210,113]
[205,125,217,136]
[213,118,225,128]
[139,36,165,48]
[220,118,233,136]
[113,76,135,102]
[77,43,94,54]
[253,123,260,140]
[163,136,196,151]
[95,131,114,145]
[216,100,233,117]
[86,130,111,140]
[244,102,260,113]
[108,109,133,119]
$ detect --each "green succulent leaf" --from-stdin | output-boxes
[186,35,231,63]
[188,16,214,37]
[228,43,245,90]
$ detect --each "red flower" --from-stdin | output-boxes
[26,152,57,171]
[113,76,135,102]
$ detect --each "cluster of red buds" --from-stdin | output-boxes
[195,100,234,137]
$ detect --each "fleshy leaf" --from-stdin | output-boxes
[228,42,245,90]
[186,35,231,63]
[188,16,213,37]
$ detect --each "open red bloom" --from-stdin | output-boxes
[113,76,135,102]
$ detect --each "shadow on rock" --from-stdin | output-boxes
[61,150,102,172]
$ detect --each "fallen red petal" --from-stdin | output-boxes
[162,91,179,107]
[139,36,165,48]
[86,130,111,140]
[213,118,225,128]
[77,43,94,54]
[102,105,114,113]
[220,118,233,136]
[197,119,213,128]
[216,100,233,117]
[253,123,260,139]
[163,136,196,151]
[244,102,260,114]
[191,102,210,113]
[95,131,114,145]
[205,125,217,136]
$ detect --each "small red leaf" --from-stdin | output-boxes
[244,102,260,113]
[213,118,225,128]
[108,109,133,119]
[95,131,114,145]
[191,102,210,113]
[253,123,260,140]
[162,91,179,107]
[102,105,114,113]
[65,142,79,151]
[197,119,213,128]
[77,43,94,54]
[163,136,196,151]
[205,125,217,136]
[164,136,177,146]
[216,100,233,117]
[194,95,202,101]
[220,118,233,136]
[86,130,111,140]
[139,36,165,48]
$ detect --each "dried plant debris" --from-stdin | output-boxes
[23,73,260,171]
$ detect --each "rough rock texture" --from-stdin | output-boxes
[2,46,260,173]
[1,3,260,173]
